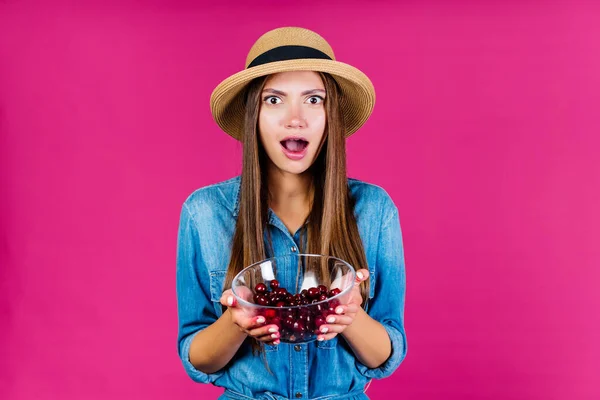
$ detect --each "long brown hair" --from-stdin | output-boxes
[223,72,370,349]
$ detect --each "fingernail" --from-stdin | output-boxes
[271,333,278,339]
[321,327,329,333]
[274,340,280,345]
[268,327,277,333]
[257,316,265,324]
[317,336,325,341]
[357,271,364,280]
[227,296,234,306]
[336,306,344,315]
[327,316,336,323]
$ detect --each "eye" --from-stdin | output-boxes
[264,96,282,105]
[307,96,324,105]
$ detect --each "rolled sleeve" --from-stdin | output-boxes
[356,200,408,379]
[176,202,224,384]
[180,330,225,384]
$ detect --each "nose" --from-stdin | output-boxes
[284,103,306,129]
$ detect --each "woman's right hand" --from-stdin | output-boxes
[220,289,280,345]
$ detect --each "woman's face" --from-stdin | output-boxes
[258,71,326,175]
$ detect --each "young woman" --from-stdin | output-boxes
[176,27,407,400]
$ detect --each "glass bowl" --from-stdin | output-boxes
[231,254,356,344]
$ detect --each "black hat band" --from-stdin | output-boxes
[247,45,332,68]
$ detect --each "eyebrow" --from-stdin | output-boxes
[262,88,326,96]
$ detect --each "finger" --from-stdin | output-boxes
[332,304,359,316]
[323,314,354,326]
[247,324,279,338]
[318,324,346,335]
[235,285,254,302]
[219,289,236,307]
[316,332,338,341]
[355,269,370,285]
[255,331,281,342]
[239,315,267,330]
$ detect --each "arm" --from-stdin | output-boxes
[317,201,407,378]
[190,291,282,373]
[341,306,392,368]
[176,203,237,383]
[188,308,248,374]
[176,203,278,381]
[354,203,408,378]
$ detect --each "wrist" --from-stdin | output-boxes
[341,307,366,338]
[223,309,248,337]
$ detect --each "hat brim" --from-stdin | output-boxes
[210,59,376,141]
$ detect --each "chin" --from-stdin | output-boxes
[275,159,312,175]
[279,165,310,175]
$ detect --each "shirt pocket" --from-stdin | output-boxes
[209,270,227,317]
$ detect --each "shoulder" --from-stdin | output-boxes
[348,177,398,222]
[348,177,396,209]
[181,176,240,220]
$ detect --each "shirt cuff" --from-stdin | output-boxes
[180,330,225,384]
[355,323,407,379]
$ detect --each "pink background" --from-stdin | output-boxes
[1,1,599,399]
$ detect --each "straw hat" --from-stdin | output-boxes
[209,27,376,141]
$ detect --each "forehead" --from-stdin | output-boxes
[264,71,324,89]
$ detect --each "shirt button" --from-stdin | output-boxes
[295,393,302,398]
[291,246,297,252]
[294,345,301,351]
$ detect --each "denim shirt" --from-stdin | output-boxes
[176,176,407,400]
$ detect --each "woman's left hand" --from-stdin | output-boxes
[317,268,370,341]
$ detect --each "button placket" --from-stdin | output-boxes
[290,331,307,400]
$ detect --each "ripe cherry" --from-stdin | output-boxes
[255,283,267,293]
[256,295,269,306]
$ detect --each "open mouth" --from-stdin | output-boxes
[280,138,309,153]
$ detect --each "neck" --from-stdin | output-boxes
[266,166,313,212]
